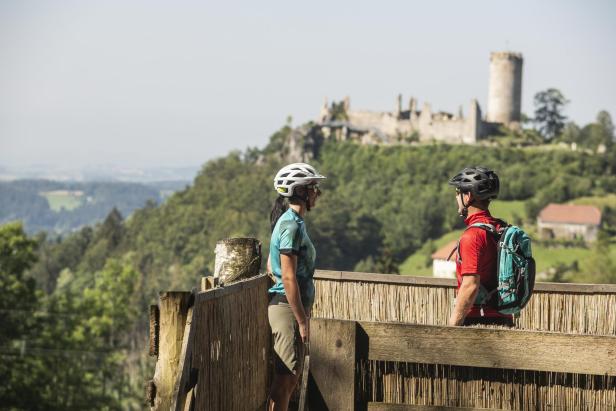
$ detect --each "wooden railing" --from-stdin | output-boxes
[309,318,616,410]
[147,268,616,410]
[313,270,616,335]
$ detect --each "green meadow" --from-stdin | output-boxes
[41,191,84,212]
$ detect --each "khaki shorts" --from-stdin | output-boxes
[268,301,310,375]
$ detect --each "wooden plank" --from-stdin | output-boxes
[314,270,456,287]
[309,318,361,411]
[151,292,192,411]
[359,321,616,376]
[532,281,616,294]
[368,403,491,411]
[314,269,616,294]
[171,303,195,411]
[297,349,309,411]
[195,273,268,303]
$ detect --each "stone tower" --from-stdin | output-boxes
[487,52,523,124]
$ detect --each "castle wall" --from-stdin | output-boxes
[426,118,468,143]
[347,103,480,144]
[348,111,412,137]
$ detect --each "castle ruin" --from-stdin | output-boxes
[317,51,524,145]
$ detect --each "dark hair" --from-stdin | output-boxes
[270,187,312,231]
[270,196,289,232]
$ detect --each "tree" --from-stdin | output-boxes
[559,122,581,145]
[597,111,615,142]
[0,222,38,346]
[329,101,349,121]
[0,223,40,408]
[585,110,616,150]
[533,88,568,141]
[580,231,616,284]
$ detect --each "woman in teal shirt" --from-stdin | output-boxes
[267,162,325,411]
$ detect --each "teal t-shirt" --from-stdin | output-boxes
[269,208,316,306]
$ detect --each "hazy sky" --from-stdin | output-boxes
[1,0,615,168]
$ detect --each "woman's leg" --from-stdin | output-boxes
[268,302,301,411]
[268,372,298,411]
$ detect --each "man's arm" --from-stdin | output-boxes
[448,274,480,326]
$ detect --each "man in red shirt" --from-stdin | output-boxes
[447,167,514,327]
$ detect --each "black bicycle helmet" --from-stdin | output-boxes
[448,166,499,201]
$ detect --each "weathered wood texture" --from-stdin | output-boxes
[313,270,616,335]
[368,404,489,411]
[310,318,360,410]
[192,274,270,410]
[149,305,159,356]
[213,237,261,285]
[171,305,195,411]
[359,321,616,376]
[151,292,192,411]
[200,276,217,292]
[309,319,616,410]
[315,270,616,293]
[363,361,616,410]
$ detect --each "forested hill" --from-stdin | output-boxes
[30,130,616,297]
[0,179,188,234]
[6,124,616,409]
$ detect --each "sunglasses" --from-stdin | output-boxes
[306,184,321,196]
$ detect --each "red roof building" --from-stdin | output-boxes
[537,203,601,242]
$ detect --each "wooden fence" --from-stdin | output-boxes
[148,274,271,411]
[310,270,616,410]
[313,270,616,335]
[309,318,616,410]
[147,269,616,410]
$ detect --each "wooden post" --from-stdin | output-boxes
[213,237,261,285]
[149,305,160,356]
[171,304,196,411]
[150,291,192,411]
[309,318,364,410]
[201,276,218,292]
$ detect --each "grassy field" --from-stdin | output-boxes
[570,194,616,210]
[41,191,84,212]
[489,200,527,224]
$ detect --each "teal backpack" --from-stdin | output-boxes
[455,221,536,315]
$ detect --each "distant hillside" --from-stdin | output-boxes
[28,127,616,300]
[0,179,189,234]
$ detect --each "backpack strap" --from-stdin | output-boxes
[469,222,497,236]
[462,223,502,314]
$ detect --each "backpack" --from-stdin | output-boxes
[452,220,536,316]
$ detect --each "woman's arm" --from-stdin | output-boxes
[448,274,480,326]
[280,253,309,341]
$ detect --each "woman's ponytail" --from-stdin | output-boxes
[270,196,289,232]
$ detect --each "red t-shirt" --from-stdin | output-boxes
[456,210,511,319]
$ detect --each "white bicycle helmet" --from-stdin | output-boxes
[273,163,326,197]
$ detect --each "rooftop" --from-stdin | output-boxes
[538,203,602,225]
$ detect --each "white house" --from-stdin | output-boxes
[431,240,458,279]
